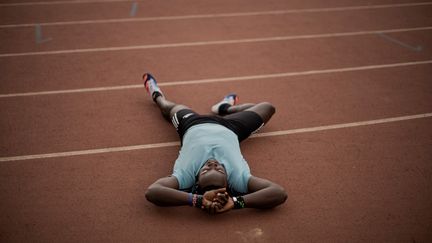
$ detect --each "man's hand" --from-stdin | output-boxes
[202,188,232,214]
[213,196,234,214]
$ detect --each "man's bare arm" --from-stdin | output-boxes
[146,175,287,211]
[145,176,190,206]
[145,176,228,214]
[213,176,287,213]
[243,176,287,209]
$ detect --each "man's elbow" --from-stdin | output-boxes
[145,185,160,205]
[275,185,288,206]
[259,185,287,209]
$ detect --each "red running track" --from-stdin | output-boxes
[0,0,431,242]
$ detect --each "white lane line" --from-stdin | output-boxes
[1,2,431,28]
[1,59,431,98]
[1,113,431,162]
[377,32,423,51]
[0,141,181,162]
[252,113,432,138]
[0,0,133,7]
[0,84,143,98]
[0,26,431,58]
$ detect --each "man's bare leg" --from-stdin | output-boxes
[244,102,275,124]
[144,73,190,122]
[226,102,275,124]
[225,103,255,114]
[155,96,190,121]
[212,94,275,124]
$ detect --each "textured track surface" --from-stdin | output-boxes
[1,0,431,242]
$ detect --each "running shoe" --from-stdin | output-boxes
[211,93,238,115]
[143,73,164,102]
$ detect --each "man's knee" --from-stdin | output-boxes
[169,105,190,119]
[247,102,275,123]
[259,102,275,115]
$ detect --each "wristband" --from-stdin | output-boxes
[233,196,245,209]
[188,193,193,206]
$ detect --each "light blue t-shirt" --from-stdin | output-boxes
[172,123,251,194]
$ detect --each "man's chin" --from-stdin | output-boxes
[199,171,227,189]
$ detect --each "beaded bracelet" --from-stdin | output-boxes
[232,196,245,209]
[191,194,203,208]
[192,194,197,207]
[196,195,203,208]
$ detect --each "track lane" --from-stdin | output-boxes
[1,113,431,162]
[1,4,431,53]
[0,0,134,5]
[2,2,431,29]
[2,0,426,24]
[0,60,430,98]
[1,64,431,157]
[0,118,431,242]
[1,1,431,242]
[0,30,431,94]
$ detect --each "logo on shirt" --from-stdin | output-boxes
[182,113,194,119]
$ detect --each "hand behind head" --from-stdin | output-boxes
[202,188,231,214]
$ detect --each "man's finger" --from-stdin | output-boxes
[203,203,211,213]
[209,202,222,214]
[215,205,230,214]
[213,188,227,194]
[214,194,228,205]
[213,202,223,211]
[214,194,225,202]
[215,197,234,214]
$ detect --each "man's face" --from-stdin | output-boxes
[198,159,227,190]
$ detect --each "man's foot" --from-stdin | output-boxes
[143,73,164,102]
[211,93,238,115]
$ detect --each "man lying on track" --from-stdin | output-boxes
[143,73,287,214]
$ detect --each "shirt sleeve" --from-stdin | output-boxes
[172,167,195,190]
[226,156,252,194]
[172,149,198,190]
[233,169,252,194]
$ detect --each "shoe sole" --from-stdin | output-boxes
[143,73,153,93]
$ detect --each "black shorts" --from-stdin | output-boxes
[171,109,264,143]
